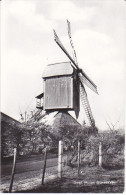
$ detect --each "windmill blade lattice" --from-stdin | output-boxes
[79,82,95,127]
[67,20,78,66]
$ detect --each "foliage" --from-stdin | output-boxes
[99,130,125,169]
[19,121,58,154]
[1,111,125,171]
[1,118,57,157]
[80,130,125,168]
[1,121,24,157]
[62,124,124,169]
[58,123,98,166]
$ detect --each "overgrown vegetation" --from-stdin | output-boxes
[1,120,57,158]
[1,114,125,171]
[70,129,125,169]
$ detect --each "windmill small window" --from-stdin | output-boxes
[35,93,44,109]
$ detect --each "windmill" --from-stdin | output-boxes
[36,20,98,129]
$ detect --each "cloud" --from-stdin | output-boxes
[1,0,125,129]
[7,0,57,33]
[73,29,124,77]
[71,28,125,129]
[74,29,115,63]
[50,0,96,22]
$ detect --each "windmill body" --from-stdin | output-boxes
[36,62,80,118]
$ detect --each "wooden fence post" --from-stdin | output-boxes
[58,140,63,178]
[42,147,47,185]
[78,140,80,175]
[9,148,17,193]
[99,142,102,167]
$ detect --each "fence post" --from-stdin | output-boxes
[58,140,63,178]
[99,142,102,167]
[9,148,17,193]
[78,140,80,175]
[42,147,47,185]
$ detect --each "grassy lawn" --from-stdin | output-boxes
[14,166,124,193]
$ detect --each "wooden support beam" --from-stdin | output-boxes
[58,140,63,178]
[99,142,102,167]
[9,148,17,193]
[42,147,47,185]
[78,140,80,175]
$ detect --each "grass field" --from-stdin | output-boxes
[13,166,124,193]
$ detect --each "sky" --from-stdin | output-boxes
[1,0,126,130]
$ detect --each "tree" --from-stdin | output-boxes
[23,120,56,153]
[12,124,24,156]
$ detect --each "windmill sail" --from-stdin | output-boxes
[54,30,98,94]
[78,73,98,94]
[80,82,95,127]
[67,20,78,65]
[54,24,97,127]
[66,20,96,126]
[54,30,77,68]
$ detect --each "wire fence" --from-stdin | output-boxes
[1,151,70,192]
[1,136,125,193]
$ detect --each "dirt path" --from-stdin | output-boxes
[1,165,59,192]
[1,156,58,192]
[1,157,58,177]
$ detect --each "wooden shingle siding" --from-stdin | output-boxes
[44,76,73,110]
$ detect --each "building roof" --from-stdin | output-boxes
[1,112,20,125]
[35,93,44,99]
[42,62,74,78]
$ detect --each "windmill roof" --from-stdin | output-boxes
[42,62,74,78]
[36,111,82,137]
[53,111,82,129]
[51,111,82,138]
